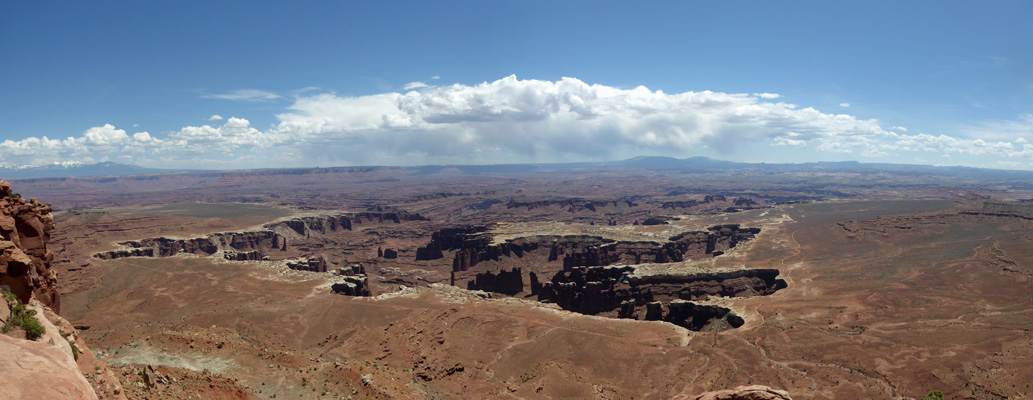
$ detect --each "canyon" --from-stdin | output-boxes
[2,162,1033,399]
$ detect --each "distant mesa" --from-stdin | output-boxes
[419,223,761,274]
[975,201,1033,219]
[537,265,785,331]
[414,222,781,331]
[704,195,726,203]
[93,211,427,261]
[505,197,638,212]
[94,231,286,260]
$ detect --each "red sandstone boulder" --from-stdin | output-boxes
[0,334,98,399]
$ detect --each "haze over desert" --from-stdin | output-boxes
[2,2,1031,399]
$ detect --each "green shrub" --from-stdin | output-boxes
[69,341,80,361]
[9,305,45,340]
[1,289,46,341]
[63,334,80,361]
[921,390,945,400]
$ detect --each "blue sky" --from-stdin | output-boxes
[1,1,1031,169]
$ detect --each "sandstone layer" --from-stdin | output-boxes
[0,180,59,311]
[1,180,125,400]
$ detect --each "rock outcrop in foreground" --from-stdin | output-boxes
[673,385,793,400]
[0,334,97,399]
[0,180,59,312]
[1,180,125,400]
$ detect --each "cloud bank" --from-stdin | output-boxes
[2,75,1031,169]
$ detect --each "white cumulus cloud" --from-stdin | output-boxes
[266,75,900,162]
[5,76,1033,169]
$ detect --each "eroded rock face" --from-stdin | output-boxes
[429,226,490,252]
[451,239,541,271]
[0,180,59,311]
[506,198,637,212]
[331,265,371,296]
[2,181,126,399]
[976,201,1033,219]
[466,268,523,295]
[673,385,793,400]
[286,256,327,272]
[94,230,286,260]
[703,195,726,203]
[223,250,261,261]
[664,300,745,331]
[414,242,443,260]
[662,200,700,209]
[89,211,430,261]
[537,265,785,331]
[734,197,759,207]
[265,211,427,237]
[424,224,759,276]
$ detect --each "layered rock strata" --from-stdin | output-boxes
[505,198,637,212]
[331,264,371,296]
[93,210,429,261]
[973,201,1033,219]
[0,180,59,311]
[556,225,759,268]
[421,224,760,274]
[466,268,523,295]
[537,265,785,331]
[1,180,126,399]
[265,211,427,237]
[286,256,327,272]
[94,230,285,260]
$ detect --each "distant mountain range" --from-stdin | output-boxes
[408,156,1033,181]
[3,157,1033,181]
[0,161,183,179]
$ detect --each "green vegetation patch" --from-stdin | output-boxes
[920,391,945,400]
[1,288,46,341]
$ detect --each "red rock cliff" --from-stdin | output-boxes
[0,179,59,312]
